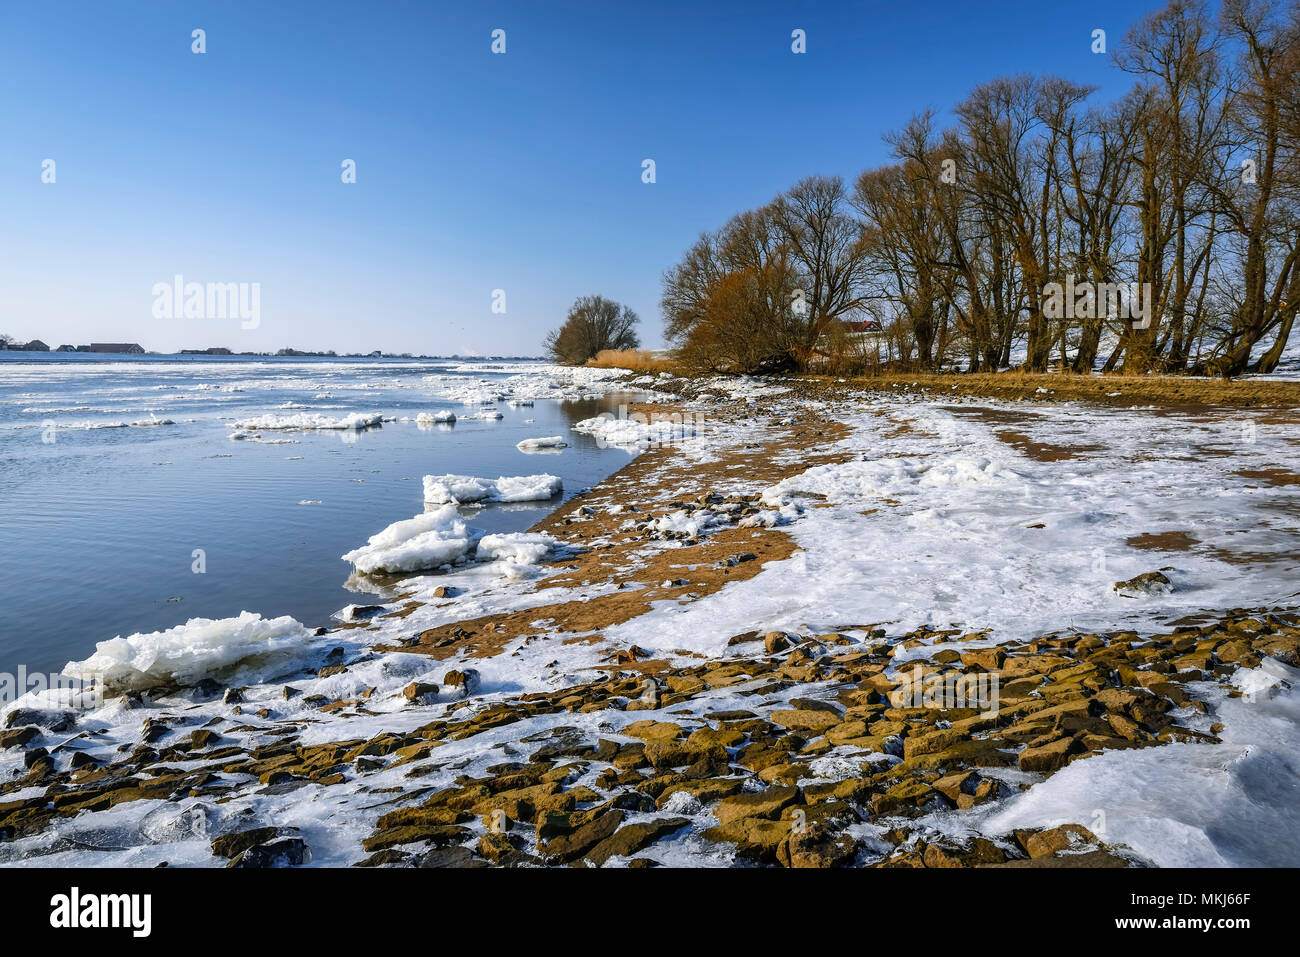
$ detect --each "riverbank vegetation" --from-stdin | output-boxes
[657,0,1298,378]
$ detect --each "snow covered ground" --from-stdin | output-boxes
[613,395,1299,654]
[2,371,1297,868]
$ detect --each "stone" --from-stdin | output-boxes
[541,809,625,863]
[4,708,75,732]
[376,806,470,829]
[403,681,439,702]
[769,709,840,733]
[0,727,39,750]
[356,849,410,867]
[960,648,1007,670]
[362,824,471,853]
[714,785,798,826]
[1105,713,1149,742]
[764,632,791,653]
[477,831,534,866]
[932,770,979,803]
[871,778,934,815]
[1017,735,1078,774]
[418,846,482,868]
[623,721,683,742]
[778,828,858,868]
[903,728,962,760]
[584,817,690,866]
[656,776,745,808]
[189,729,220,750]
[921,838,1006,867]
[442,669,481,696]
[685,726,743,751]
[1022,823,1097,858]
[1113,571,1172,597]
[211,827,281,859]
[229,838,311,868]
[702,817,791,861]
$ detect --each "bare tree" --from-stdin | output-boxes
[1212,0,1300,374]
[770,175,872,362]
[544,295,640,365]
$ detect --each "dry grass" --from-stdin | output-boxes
[586,348,680,373]
[797,370,1300,409]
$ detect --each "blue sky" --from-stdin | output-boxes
[1,0,1170,355]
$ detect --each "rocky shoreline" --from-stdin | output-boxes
[2,373,1298,867]
[3,604,1294,868]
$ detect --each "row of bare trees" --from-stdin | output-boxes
[661,0,1299,376]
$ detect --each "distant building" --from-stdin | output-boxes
[840,320,882,335]
[181,347,232,355]
[22,340,50,351]
[88,343,144,354]
[55,344,77,352]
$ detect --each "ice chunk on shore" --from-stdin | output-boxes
[342,504,561,574]
[422,473,562,504]
[476,532,558,564]
[62,612,315,695]
[516,436,567,451]
[572,413,697,447]
[341,504,479,574]
[231,412,383,431]
[652,509,724,538]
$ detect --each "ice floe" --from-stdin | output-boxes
[341,505,480,574]
[341,507,561,574]
[230,412,384,431]
[414,411,457,425]
[515,436,567,451]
